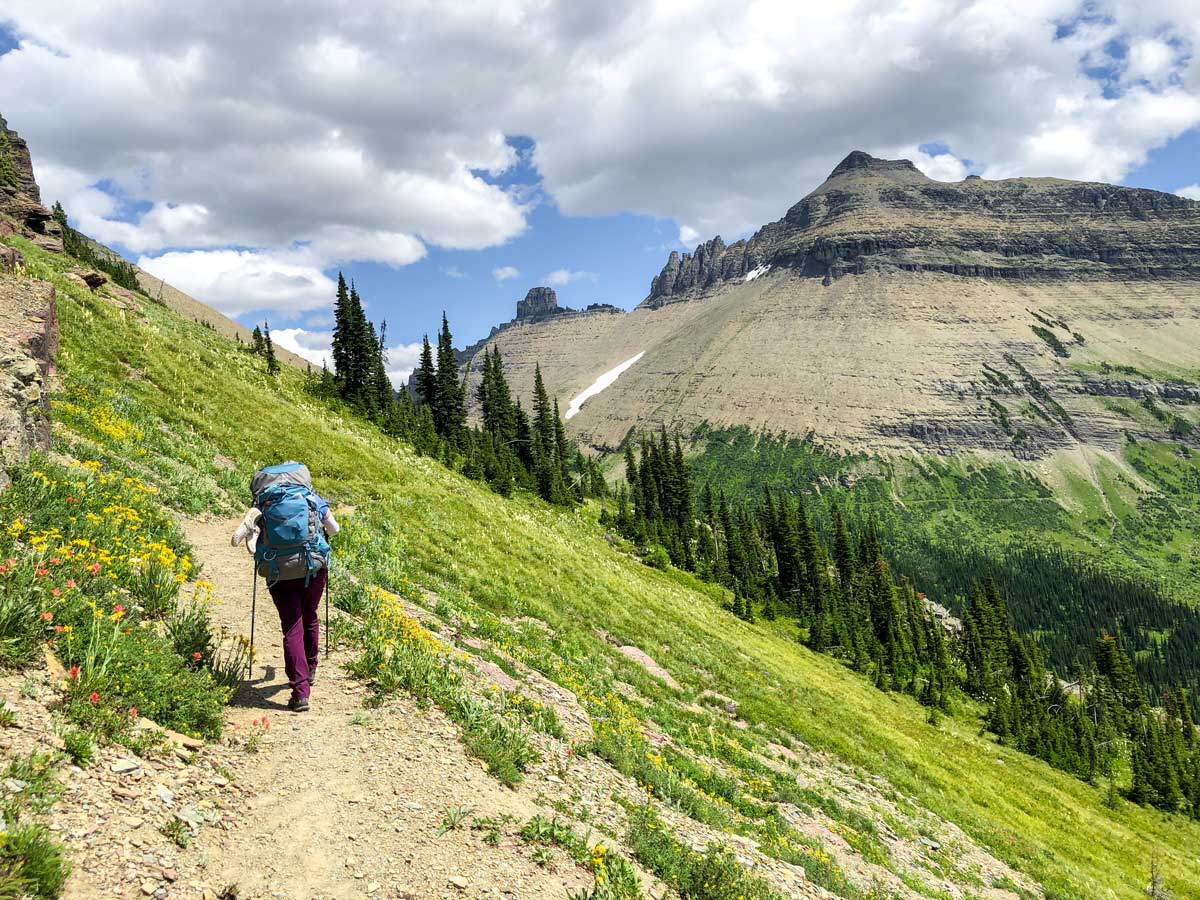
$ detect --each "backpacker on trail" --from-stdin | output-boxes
[249,462,331,585]
[232,461,340,713]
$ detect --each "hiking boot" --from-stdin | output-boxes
[308,668,318,687]
[287,694,310,713]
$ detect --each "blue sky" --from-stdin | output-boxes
[335,140,684,347]
[2,3,1199,379]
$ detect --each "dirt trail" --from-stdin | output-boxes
[177,514,592,900]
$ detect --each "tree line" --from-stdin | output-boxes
[967,583,1199,815]
[604,427,1200,818]
[307,273,605,506]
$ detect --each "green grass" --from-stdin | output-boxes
[0,822,70,900]
[8,232,1200,897]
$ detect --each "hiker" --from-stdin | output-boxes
[231,462,339,712]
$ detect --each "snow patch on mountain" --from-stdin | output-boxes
[565,352,646,420]
[744,264,771,282]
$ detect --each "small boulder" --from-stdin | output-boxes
[0,245,23,273]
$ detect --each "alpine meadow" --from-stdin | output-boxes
[3,5,1200,900]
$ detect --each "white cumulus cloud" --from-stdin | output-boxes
[492,265,521,281]
[138,249,336,318]
[270,327,423,387]
[907,148,970,182]
[1,0,1199,283]
[544,268,597,286]
[1176,184,1200,200]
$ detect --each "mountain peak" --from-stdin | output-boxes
[516,286,558,320]
[828,150,921,178]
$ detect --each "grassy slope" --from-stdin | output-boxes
[13,234,1200,898]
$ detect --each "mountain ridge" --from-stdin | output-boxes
[642,150,1200,307]
[465,151,1200,463]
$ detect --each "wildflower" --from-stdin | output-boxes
[53,625,65,633]
[51,588,62,598]
[50,557,62,565]
[35,567,49,578]
[40,611,54,621]
[68,665,80,681]
[192,652,202,661]
[88,563,101,575]
[88,692,100,705]
[65,579,77,589]
[128,707,138,717]
[262,716,270,730]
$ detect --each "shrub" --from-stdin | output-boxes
[2,752,62,819]
[0,572,42,668]
[0,823,71,899]
[643,545,671,570]
[168,599,214,666]
[60,729,94,767]
[626,806,784,900]
[1030,325,1070,358]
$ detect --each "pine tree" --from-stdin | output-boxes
[331,273,351,385]
[369,319,394,424]
[530,365,565,503]
[263,321,280,376]
[251,325,265,356]
[831,502,857,586]
[415,336,437,411]
[435,313,467,440]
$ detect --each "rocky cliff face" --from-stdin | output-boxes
[0,275,57,491]
[459,288,622,364]
[516,286,561,321]
[0,114,62,251]
[643,151,1200,307]
[0,113,40,202]
[0,113,60,488]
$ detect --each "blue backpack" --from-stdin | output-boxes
[251,462,330,585]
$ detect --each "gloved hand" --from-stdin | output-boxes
[322,509,341,537]
[231,507,262,554]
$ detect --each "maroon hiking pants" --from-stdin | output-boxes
[267,568,327,700]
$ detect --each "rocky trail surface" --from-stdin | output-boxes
[162,514,601,900]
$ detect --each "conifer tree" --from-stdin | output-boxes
[414,336,437,411]
[331,273,351,383]
[434,313,467,440]
[263,321,280,375]
[530,365,565,503]
[369,320,394,425]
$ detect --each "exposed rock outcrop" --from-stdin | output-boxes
[643,150,1200,306]
[0,114,60,490]
[516,286,560,321]
[0,276,57,490]
[0,113,63,250]
[0,113,41,202]
[459,288,622,364]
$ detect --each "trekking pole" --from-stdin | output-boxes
[248,565,257,679]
